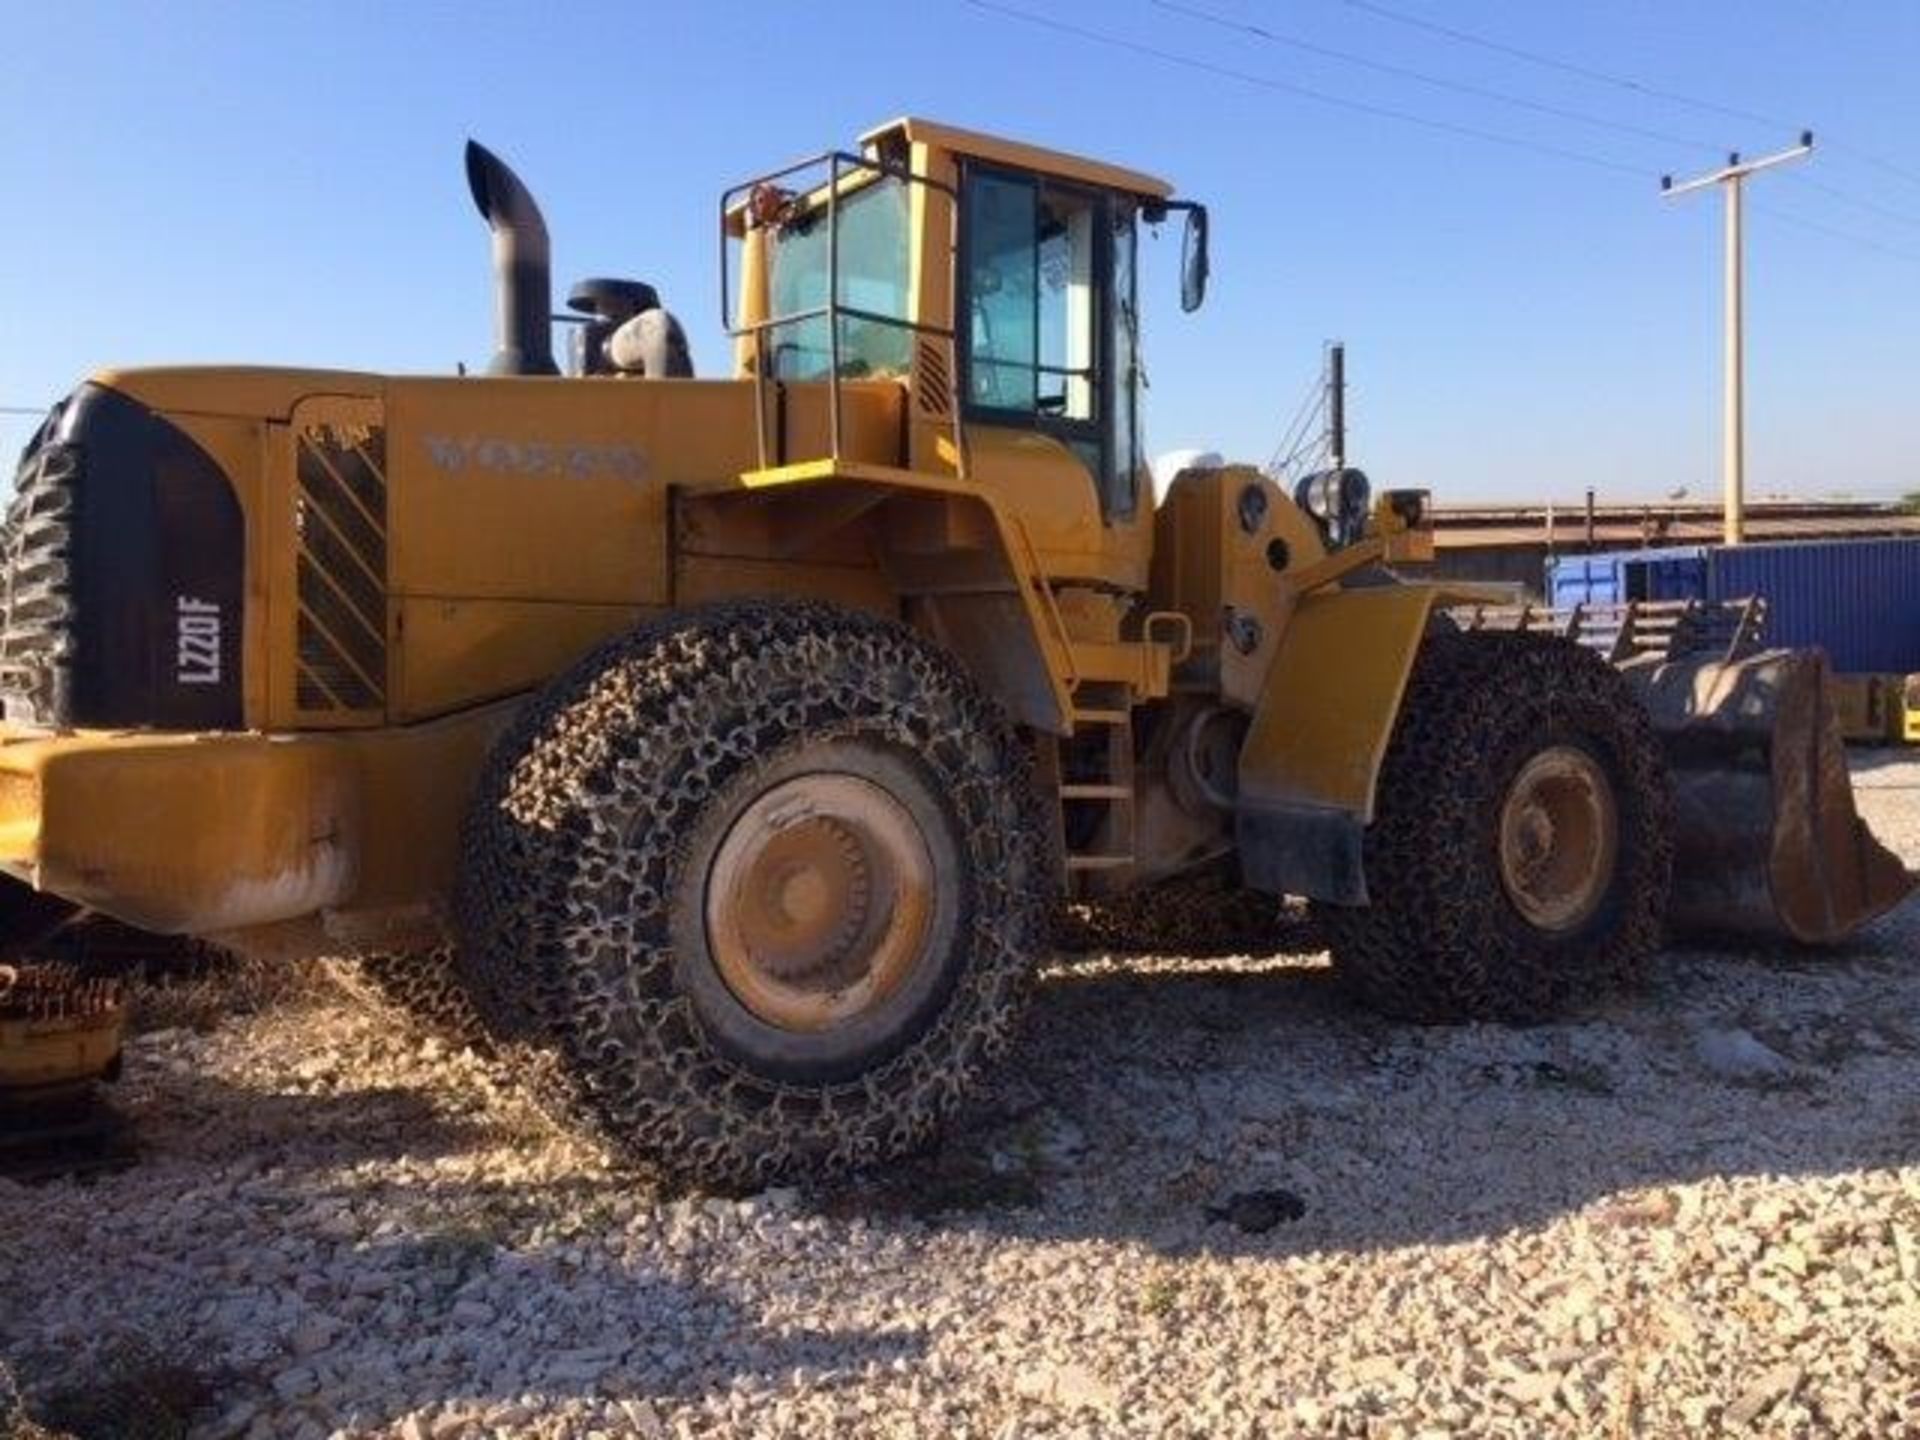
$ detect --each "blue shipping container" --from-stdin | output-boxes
[1707,539,1920,675]
[1546,538,1920,675]
[1546,546,1706,608]
[1548,554,1626,609]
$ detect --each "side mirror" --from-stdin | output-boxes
[1180,204,1210,312]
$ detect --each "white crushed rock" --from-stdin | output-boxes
[2,755,1918,1438]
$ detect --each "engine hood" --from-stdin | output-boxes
[88,366,386,422]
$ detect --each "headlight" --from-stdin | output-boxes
[1293,466,1371,550]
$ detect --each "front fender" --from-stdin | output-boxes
[1235,585,1442,903]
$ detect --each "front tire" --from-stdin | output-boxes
[455,600,1051,1189]
[331,945,489,1051]
[1321,631,1672,1022]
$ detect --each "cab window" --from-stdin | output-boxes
[764,174,912,380]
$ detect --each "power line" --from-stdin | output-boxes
[1163,0,1920,239]
[1827,142,1920,193]
[1266,371,1325,478]
[961,0,1650,178]
[1330,0,1786,129]
[1152,0,1920,242]
[0,407,47,417]
[1785,172,1920,230]
[1154,0,1726,156]
[1750,202,1920,263]
[1272,359,1348,482]
[1276,400,1328,479]
[967,2,1920,267]
[1322,0,1920,192]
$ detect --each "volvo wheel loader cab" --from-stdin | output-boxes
[0,119,1909,1186]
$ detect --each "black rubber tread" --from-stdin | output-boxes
[333,945,490,1051]
[1319,630,1672,1023]
[454,599,1053,1190]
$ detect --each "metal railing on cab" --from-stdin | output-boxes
[718,149,967,477]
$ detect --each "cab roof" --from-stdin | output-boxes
[860,116,1174,201]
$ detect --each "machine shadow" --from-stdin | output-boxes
[117,1078,491,1174]
[838,910,1920,1257]
[1849,748,1920,786]
[4,1071,925,1437]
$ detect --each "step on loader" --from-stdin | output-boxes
[0,120,1908,1184]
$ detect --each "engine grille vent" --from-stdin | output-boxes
[0,425,76,727]
[294,424,388,713]
[916,339,954,417]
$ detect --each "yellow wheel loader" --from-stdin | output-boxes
[0,119,1909,1186]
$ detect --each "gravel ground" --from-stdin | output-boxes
[4,755,1920,1439]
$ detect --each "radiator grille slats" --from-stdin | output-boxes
[299,504,385,634]
[0,427,77,725]
[297,442,388,578]
[326,440,390,526]
[295,425,388,714]
[296,613,379,711]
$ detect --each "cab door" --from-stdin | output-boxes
[957,165,1150,590]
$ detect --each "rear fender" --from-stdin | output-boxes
[1236,585,1441,903]
[717,462,1073,732]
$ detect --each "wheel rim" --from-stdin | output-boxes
[1497,745,1619,933]
[705,772,935,1032]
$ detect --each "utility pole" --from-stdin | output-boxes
[1327,341,1346,472]
[1662,133,1813,545]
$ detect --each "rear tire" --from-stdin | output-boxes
[1320,631,1671,1022]
[455,600,1051,1189]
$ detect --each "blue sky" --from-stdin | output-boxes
[3,0,1914,503]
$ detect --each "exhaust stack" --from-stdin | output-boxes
[465,140,558,377]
